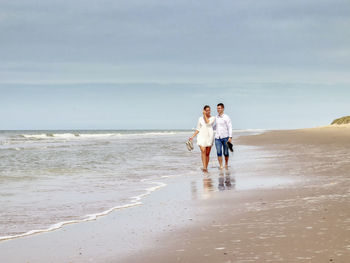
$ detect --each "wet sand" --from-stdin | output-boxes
[122,126,350,262]
[239,125,350,147]
[1,127,350,262]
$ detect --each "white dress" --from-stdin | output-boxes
[196,116,215,147]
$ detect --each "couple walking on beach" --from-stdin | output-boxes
[189,103,233,172]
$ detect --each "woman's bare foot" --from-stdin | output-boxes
[225,165,229,170]
[201,167,208,173]
[219,166,224,170]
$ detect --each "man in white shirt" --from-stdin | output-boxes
[213,103,232,170]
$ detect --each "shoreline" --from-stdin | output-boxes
[1,127,349,262]
[0,130,265,244]
[0,139,299,263]
[0,180,166,242]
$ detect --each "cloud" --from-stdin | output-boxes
[0,0,349,83]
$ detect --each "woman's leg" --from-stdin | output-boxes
[199,146,207,171]
[205,146,211,169]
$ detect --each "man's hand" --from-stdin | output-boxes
[189,137,193,141]
[228,137,232,143]
[202,110,206,115]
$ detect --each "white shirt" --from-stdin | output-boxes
[213,113,232,139]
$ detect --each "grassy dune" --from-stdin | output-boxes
[331,116,350,125]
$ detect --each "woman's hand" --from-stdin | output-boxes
[190,130,199,140]
[203,110,209,123]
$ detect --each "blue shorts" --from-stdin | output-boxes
[215,137,229,157]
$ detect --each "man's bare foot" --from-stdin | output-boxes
[201,167,208,173]
[225,165,228,170]
[219,166,224,170]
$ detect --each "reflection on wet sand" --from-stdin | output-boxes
[203,176,214,191]
[191,170,236,199]
[218,170,236,191]
[190,181,198,200]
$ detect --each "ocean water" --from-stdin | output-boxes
[0,129,267,241]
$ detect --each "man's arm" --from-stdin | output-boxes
[226,116,233,142]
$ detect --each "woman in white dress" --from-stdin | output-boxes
[189,105,215,172]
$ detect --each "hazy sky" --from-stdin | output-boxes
[0,0,349,129]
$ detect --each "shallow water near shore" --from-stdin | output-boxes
[0,130,187,240]
[0,129,273,241]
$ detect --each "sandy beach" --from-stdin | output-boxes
[121,126,350,262]
[1,127,349,262]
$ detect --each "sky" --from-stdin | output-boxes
[0,0,349,130]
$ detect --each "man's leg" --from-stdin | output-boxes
[215,139,223,169]
[222,137,229,169]
[225,156,229,169]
